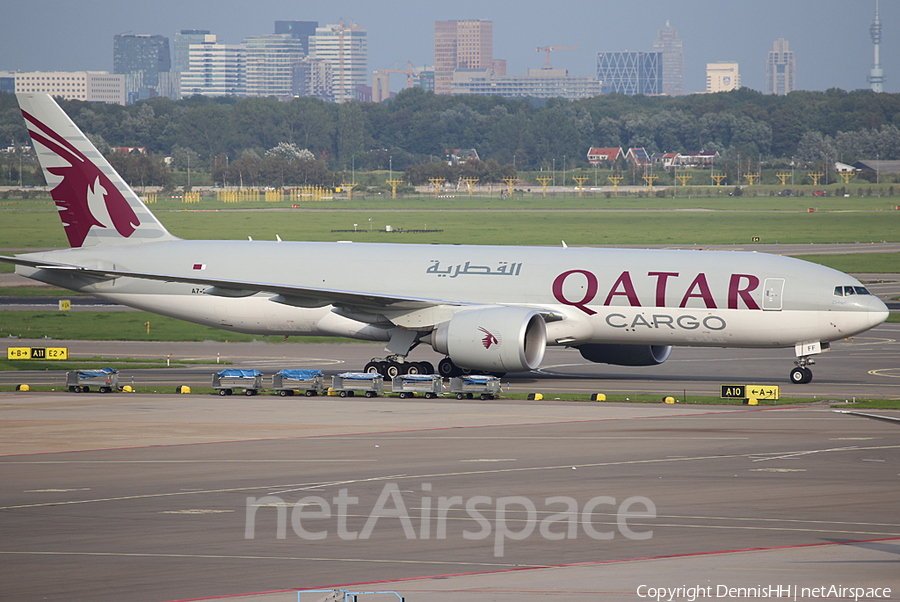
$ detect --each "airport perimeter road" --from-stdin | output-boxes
[0,392,898,602]
[2,321,900,401]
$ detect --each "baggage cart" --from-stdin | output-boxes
[391,374,443,399]
[272,369,325,397]
[449,375,500,400]
[213,369,263,396]
[331,372,383,398]
[66,367,118,393]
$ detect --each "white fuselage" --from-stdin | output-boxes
[16,240,889,350]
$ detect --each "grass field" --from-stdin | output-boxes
[3,383,896,408]
[0,356,220,371]
[2,196,900,248]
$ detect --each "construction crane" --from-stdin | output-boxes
[535,46,578,70]
[372,61,416,102]
[335,18,363,103]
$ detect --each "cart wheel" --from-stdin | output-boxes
[365,391,375,398]
[306,390,315,397]
[245,389,254,396]
[82,386,90,393]
[68,386,77,393]
[457,393,464,400]
[225,389,233,395]
[339,391,347,397]
[100,387,109,394]
[480,394,489,400]
[424,392,433,399]
[218,389,227,396]
[399,392,407,399]
[279,389,288,396]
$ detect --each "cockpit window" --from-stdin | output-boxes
[834,285,872,297]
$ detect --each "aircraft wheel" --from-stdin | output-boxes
[419,362,435,375]
[385,363,401,379]
[438,358,457,377]
[405,363,421,375]
[364,362,380,374]
[790,367,813,384]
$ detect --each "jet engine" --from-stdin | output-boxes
[576,344,672,366]
[432,307,547,373]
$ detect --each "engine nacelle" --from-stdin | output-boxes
[577,344,672,366]
[432,307,547,373]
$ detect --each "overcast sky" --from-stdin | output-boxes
[2,0,898,94]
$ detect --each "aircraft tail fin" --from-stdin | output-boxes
[16,93,178,248]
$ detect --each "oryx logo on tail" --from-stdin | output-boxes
[21,110,140,248]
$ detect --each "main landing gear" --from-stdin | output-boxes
[790,356,815,384]
[438,357,505,379]
[364,355,435,379]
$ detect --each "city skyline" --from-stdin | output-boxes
[2,0,898,95]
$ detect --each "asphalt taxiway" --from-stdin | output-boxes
[1,339,899,601]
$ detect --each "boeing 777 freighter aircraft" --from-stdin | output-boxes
[1,94,890,384]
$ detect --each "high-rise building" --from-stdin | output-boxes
[653,20,683,95]
[275,21,318,54]
[6,71,127,104]
[174,30,213,73]
[292,57,332,100]
[766,38,795,95]
[180,42,246,97]
[309,20,367,103]
[243,34,306,98]
[450,68,600,100]
[596,52,662,95]
[434,20,493,95]
[113,34,171,92]
[706,62,740,93]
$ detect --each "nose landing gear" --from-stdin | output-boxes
[790,356,815,384]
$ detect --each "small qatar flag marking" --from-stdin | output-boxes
[193,264,206,270]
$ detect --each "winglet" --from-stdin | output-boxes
[17,93,177,248]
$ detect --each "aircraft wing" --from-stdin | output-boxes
[0,254,457,311]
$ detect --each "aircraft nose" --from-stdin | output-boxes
[867,295,890,328]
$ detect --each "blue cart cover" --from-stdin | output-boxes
[400,374,436,381]
[78,367,117,378]
[217,369,262,377]
[460,375,494,384]
[338,372,379,380]
[277,369,323,379]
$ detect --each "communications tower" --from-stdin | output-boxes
[869,0,884,92]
